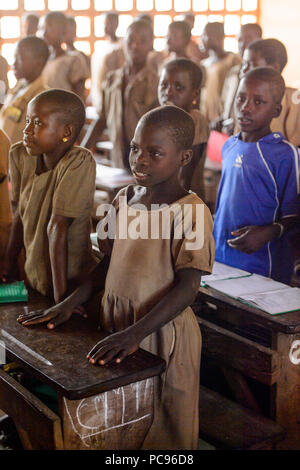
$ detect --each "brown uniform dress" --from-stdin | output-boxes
[9,143,96,297]
[201,53,242,123]
[0,76,48,145]
[0,55,9,101]
[0,129,11,260]
[98,186,215,449]
[271,87,300,147]
[42,51,89,93]
[99,65,159,169]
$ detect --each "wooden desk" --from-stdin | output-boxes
[95,164,135,202]
[194,287,300,450]
[0,291,165,450]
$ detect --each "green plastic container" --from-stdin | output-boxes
[0,281,28,303]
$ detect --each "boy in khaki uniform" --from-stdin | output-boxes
[0,36,49,145]
[0,129,11,266]
[82,20,159,170]
[1,90,96,304]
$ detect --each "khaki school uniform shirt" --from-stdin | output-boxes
[42,51,89,92]
[9,143,96,296]
[0,76,48,145]
[201,53,242,123]
[99,65,159,168]
[271,87,300,147]
[0,129,11,257]
[0,55,9,102]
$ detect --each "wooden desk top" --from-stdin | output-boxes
[0,291,165,400]
[199,286,300,335]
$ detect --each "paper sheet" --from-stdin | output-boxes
[201,261,251,283]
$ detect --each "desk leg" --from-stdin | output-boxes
[59,378,154,450]
[274,332,300,450]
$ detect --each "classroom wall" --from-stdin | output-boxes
[260,0,300,87]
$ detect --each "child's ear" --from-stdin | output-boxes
[180,149,193,167]
[192,88,200,107]
[63,124,75,141]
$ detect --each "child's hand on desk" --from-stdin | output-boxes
[17,304,87,329]
[227,225,279,254]
[87,329,139,366]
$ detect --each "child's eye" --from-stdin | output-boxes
[160,82,168,90]
[130,143,138,153]
[150,150,161,158]
[33,119,42,127]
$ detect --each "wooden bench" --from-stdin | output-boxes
[199,385,286,450]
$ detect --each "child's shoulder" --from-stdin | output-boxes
[0,128,10,148]
[259,133,299,162]
[10,141,26,156]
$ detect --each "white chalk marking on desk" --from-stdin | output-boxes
[0,329,53,366]
[289,340,300,365]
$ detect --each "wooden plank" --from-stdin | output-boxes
[0,369,63,450]
[199,386,285,450]
[197,317,278,385]
[0,290,165,400]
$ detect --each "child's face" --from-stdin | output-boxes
[40,17,60,47]
[129,122,189,188]
[125,27,153,67]
[13,45,38,81]
[167,28,187,54]
[241,49,267,76]
[23,100,67,157]
[237,29,260,57]
[235,77,280,138]
[158,68,198,112]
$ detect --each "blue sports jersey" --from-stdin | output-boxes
[213,132,300,284]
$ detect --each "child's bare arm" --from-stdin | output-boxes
[47,213,73,304]
[18,255,110,329]
[1,209,24,282]
[87,268,202,366]
[80,116,106,150]
[227,216,298,254]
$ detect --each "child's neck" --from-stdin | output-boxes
[240,125,272,143]
[49,43,65,58]
[209,47,227,61]
[42,146,71,171]
[125,60,146,77]
[140,181,188,208]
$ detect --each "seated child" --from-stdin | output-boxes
[81,20,159,170]
[241,38,300,146]
[0,128,11,267]
[213,67,300,284]
[200,22,241,124]
[0,36,49,145]
[18,105,215,450]
[158,58,209,200]
[1,89,96,303]
[40,12,89,101]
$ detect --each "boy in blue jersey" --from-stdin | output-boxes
[213,67,300,284]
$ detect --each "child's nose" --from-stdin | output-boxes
[23,120,33,134]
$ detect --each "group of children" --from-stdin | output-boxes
[0,11,299,450]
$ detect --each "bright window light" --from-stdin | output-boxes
[74,41,90,55]
[194,15,208,34]
[75,16,91,37]
[72,0,90,9]
[155,0,172,11]
[242,0,257,10]
[137,0,153,10]
[224,36,238,52]
[0,17,20,39]
[208,14,224,22]
[115,0,133,11]
[94,0,112,10]
[224,14,240,35]
[0,0,18,9]
[153,37,166,51]
[209,0,224,10]
[193,0,208,11]
[174,0,191,11]
[116,15,133,37]
[24,0,45,10]
[8,70,17,89]
[94,16,105,37]
[48,0,68,9]
[1,43,17,65]
[154,14,172,36]
[241,14,257,24]
[226,0,241,10]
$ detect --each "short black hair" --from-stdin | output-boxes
[66,16,76,27]
[23,13,39,28]
[135,13,153,26]
[105,12,119,23]
[44,11,67,32]
[169,21,191,43]
[247,38,288,72]
[18,36,49,66]
[139,105,195,150]
[242,67,285,104]
[32,89,86,140]
[163,58,203,89]
[204,22,224,40]
[240,23,262,38]
[127,19,153,39]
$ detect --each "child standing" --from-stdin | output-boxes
[18,106,215,450]
[1,89,96,303]
[82,20,159,170]
[158,58,209,200]
[0,36,49,145]
[241,38,300,146]
[0,129,11,266]
[213,68,300,284]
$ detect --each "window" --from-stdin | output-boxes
[0,0,260,68]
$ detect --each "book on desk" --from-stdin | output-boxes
[201,262,300,315]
